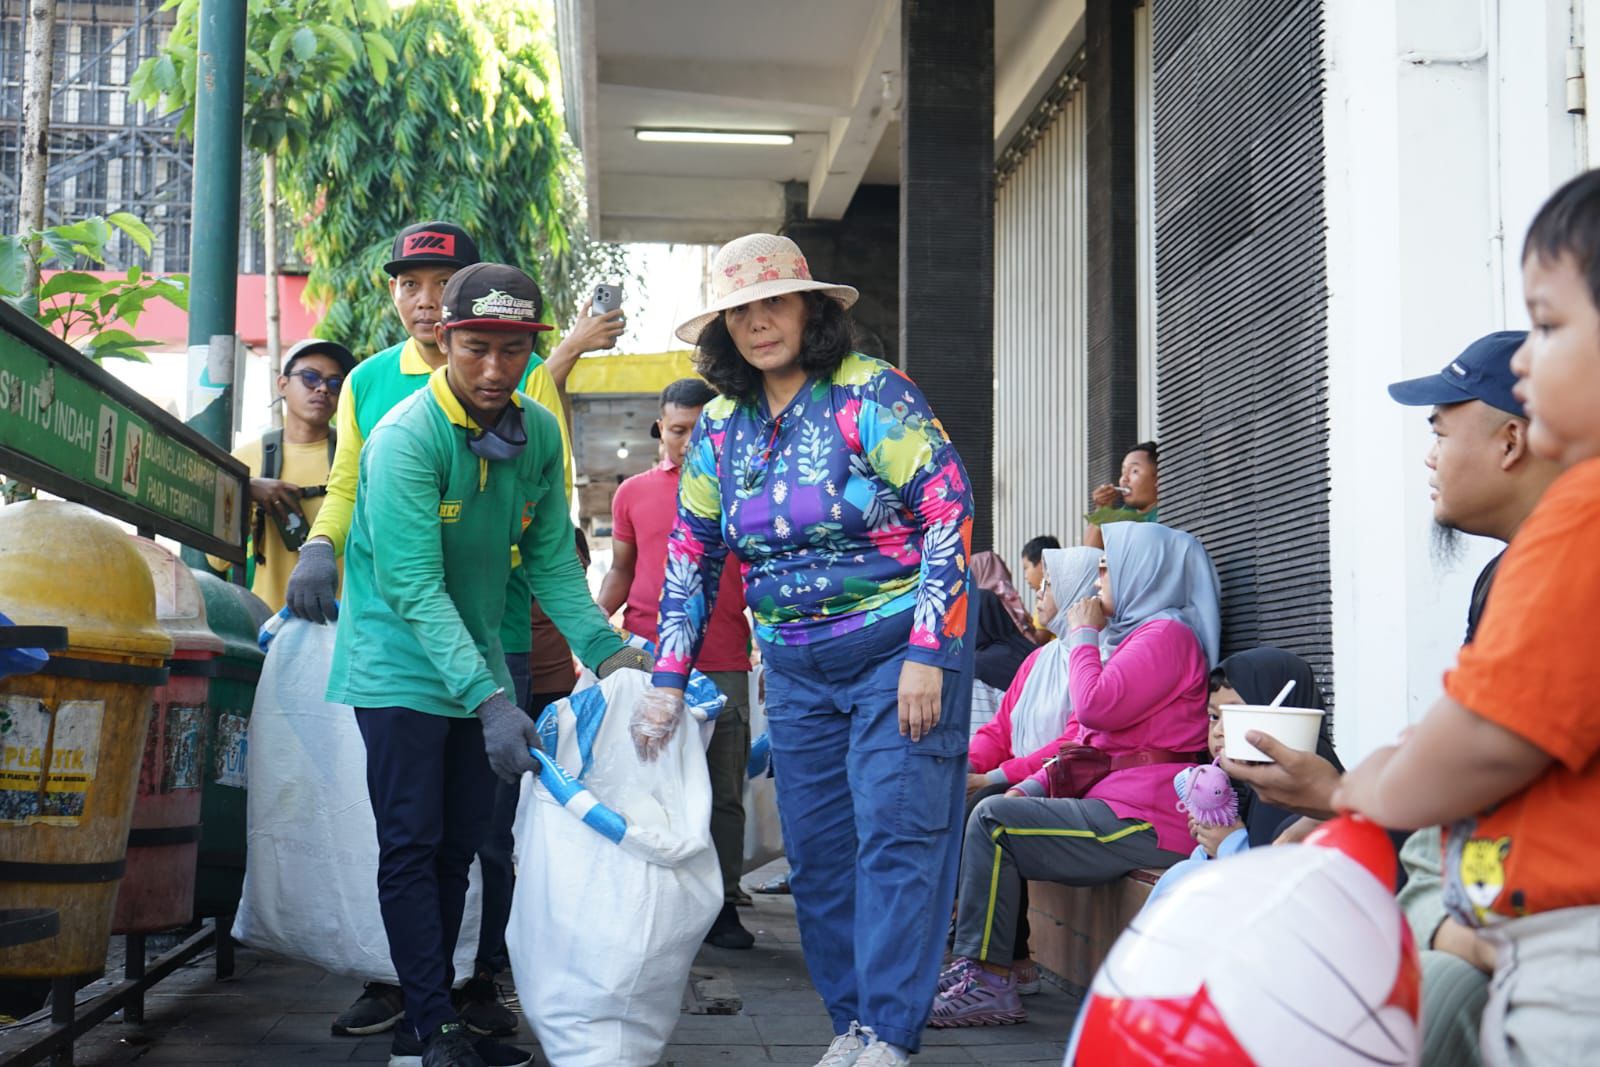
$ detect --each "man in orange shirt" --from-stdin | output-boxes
[1336,169,1600,1066]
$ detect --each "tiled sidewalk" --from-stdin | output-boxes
[0,894,1077,1065]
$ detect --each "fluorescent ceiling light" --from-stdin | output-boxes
[636,129,794,146]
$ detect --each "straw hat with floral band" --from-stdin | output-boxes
[674,233,859,344]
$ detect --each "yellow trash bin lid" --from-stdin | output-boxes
[0,500,172,661]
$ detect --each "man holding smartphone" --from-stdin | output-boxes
[537,284,626,398]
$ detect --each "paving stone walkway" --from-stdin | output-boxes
[0,890,1077,1065]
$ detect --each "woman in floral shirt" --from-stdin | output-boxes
[632,233,976,1067]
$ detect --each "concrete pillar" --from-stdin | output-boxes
[900,0,996,553]
[1084,0,1140,487]
[780,183,901,366]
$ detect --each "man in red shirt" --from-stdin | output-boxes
[599,378,755,949]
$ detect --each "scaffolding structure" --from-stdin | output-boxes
[0,0,196,270]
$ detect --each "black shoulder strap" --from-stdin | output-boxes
[260,427,284,480]
[326,428,337,464]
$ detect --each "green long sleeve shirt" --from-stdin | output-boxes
[306,338,574,655]
[326,368,622,716]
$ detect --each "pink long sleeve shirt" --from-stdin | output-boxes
[1023,618,1210,853]
[968,648,1082,783]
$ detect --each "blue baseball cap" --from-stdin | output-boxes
[1386,331,1528,418]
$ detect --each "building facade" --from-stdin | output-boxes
[558,0,1592,760]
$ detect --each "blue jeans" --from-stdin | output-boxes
[762,608,974,1052]
[476,653,538,976]
[355,706,497,1040]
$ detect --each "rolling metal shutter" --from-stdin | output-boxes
[994,71,1088,572]
[1151,0,1334,702]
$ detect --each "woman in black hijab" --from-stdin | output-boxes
[1208,648,1344,847]
[973,588,1037,692]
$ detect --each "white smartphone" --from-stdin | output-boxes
[592,284,623,315]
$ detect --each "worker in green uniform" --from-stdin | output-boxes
[328,261,651,1067]
[286,220,617,1041]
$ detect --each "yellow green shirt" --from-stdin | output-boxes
[309,337,573,553]
[206,436,343,612]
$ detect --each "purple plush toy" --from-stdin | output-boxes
[1174,762,1239,827]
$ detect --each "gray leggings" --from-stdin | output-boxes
[951,795,1184,966]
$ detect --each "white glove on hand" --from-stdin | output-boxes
[631,685,686,762]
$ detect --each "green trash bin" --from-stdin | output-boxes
[189,572,267,919]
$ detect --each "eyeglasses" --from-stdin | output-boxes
[289,369,344,393]
[742,416,785,492]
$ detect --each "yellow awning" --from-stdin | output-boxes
[566,351,701,395]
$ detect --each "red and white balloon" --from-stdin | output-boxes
[1066,816,1420,1066]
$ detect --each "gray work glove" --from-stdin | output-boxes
[597,645,654,679]
[285,539,339,623]
[477,690,540,784]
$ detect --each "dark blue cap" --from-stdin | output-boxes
[1387,331,1528,418]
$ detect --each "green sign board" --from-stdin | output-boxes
[0,303,247,562]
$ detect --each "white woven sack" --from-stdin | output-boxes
[742,665,784,873]
[232,617,482,982]
[508,669,722,1067]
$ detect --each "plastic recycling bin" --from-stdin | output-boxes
[190,571,267,918]
[112,538,225,933]
[0,501,172,977]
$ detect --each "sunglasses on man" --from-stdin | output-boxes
[287,368,345,393]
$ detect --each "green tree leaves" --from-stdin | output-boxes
[274,0,623,357]
[129,0,621,360]
[133,0,394,155]
[0,216,189,363]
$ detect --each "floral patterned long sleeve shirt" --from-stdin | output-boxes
[652,352,975,688]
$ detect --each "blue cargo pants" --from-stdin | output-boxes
[761,607,974,1052]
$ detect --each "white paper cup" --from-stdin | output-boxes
[1220,704,1324,761]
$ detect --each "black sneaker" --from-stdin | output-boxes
[703,902,756,950]
[421,1022,487,1067]
[331,982,405,1036]
[453,975,518,1037]
[390,1023,531,1067]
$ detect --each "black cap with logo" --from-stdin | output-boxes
[440,263,554,332]
[383,220,480,277]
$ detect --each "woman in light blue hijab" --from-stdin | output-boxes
[931,522,1220,1028]
[1098,521,1222,663]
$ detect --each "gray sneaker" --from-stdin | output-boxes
[453,976,518,1037]
[331,982,405,1036]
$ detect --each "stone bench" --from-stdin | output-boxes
[1026,869,1161,990]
